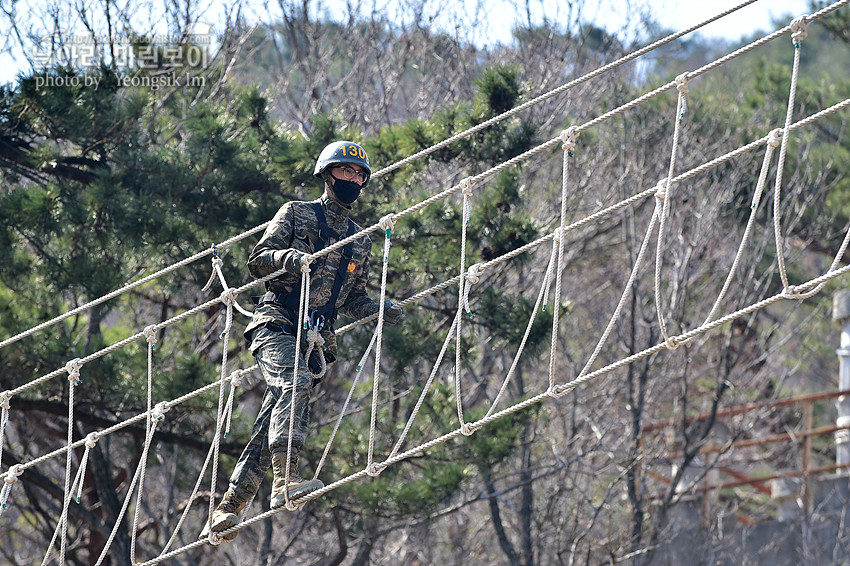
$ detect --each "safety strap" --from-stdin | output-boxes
[261,202,357,331]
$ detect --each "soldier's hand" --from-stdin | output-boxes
[383,299,403,326]
[274,250,305,275]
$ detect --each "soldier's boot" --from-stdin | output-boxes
[199,485,252,542]
[270,450,323,509]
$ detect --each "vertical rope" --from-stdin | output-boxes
[94,403,167,566]
[206,289,235,523]
[58,359,82,565]
[162,435,218,553]
[366,214,397,476]
[774,18,808,292]
[653,75,690,350]
[0,464,22,516]
[283,264,311,509]
[131,403,169,564]
[548,128,578,390]
[0,391,11,476]
[455,179,475,436]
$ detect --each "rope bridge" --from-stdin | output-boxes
[2,1,850,563]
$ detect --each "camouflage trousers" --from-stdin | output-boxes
[228,326,316,496]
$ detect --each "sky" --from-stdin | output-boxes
[0,0,816,86]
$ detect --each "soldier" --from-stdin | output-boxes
[204,141,402,542]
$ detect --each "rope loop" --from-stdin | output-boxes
[0,391,11,411]
[65,358,83,385]
[560,126,579,155]
[768,128,783,148]
[285,499,307,511]
[85,432,100,449]
[207,531,224,546]
[152,401,170,422]
[664,335,682,350]
[366,462,387,477]
[790,16,809,46]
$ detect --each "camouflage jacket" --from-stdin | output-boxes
[244,194,379,361]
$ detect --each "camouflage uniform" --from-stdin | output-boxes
[227,193,380,499]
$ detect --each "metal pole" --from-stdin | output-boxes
[833,289,850,469]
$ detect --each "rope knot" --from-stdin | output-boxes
[85,432,100,448]
[306,329,325,347]
[675,73,690,94]
[664,336,682,350]
[152,401,169,421]
[229,368,246,388]
[300,256,312,274]
[143,325,158,347]
[790,16,809,45]
[459,177,475,198]
[466,263,484,285]
[552,226,563,244]
[211,256,224,270]
[379,213,398,239]
[654,179,669,203]
[768,128,783,148]
[460,422,479,436]
[366,462,387,477]
[560,127,578,155]
[65,359,83,385]
[4,464,22,485]
[547,385,573,399]
[0,391,11,411]
[207,531,225,546]
[219,287,237,307]
[782,285,806,300]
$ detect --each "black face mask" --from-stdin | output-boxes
[329,174,362,205]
